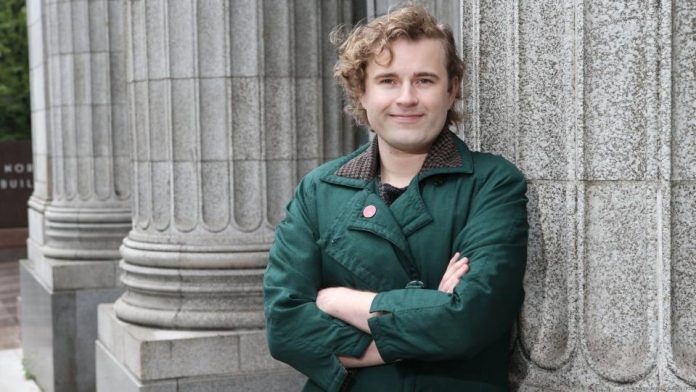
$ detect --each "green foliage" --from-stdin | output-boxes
[0,0,30,141]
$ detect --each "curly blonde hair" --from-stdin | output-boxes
[331,5,464,127]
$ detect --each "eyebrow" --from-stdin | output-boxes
[372,72,441,80]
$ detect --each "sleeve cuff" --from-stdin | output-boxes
[367,313,400,363]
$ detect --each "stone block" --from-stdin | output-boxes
[76,156,95,197]
[583,182,658,382]
[262,1,292,77]
[28,18,44,71]
[200,161,230,232]
[129,0,147,82]
[57,1,73,54]
[265,159,295,226]
[147,80,169,161]
[477,1,517,162]
[239,331,288,373]
[232,159,263,231]
[673,79,696,181]
[167,1,195,78]
[93,156,111,199]
[230,1,260,76]
[517,1,572,180]
[88,0,108,52]
[114,155,131,200]
[145,0,167,80]
[231,78,262,160]
[295,78,321,159]
[90,52,110,105]
[21,260,123,392]
[175,371,306,392]
[199,78,228,161]
[263,78,293,159]
[26,0,41,25]
[583,2,657,181]
[108,0,125,55]
[172,161,198,231]
[320,79,345,160]
[132,81,149,161]
[151,161,172,230]
[91,105,110,156]
[171,79,197,161]
[71,0,89,53]
[197,0,226,78]
[519,181,573,369]
[293,0,320,78]
[110,51,128,104]
[59,55,76,106]
[669,182,696,383]
[96,341,176,392]
[134,161,152,229]
[98,305,291,379]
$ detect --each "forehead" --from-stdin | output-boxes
[368,38,448,73]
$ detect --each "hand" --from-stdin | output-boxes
[438,252,468,293]
[338,340,384,368]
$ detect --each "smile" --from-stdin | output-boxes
[389,114,424,123]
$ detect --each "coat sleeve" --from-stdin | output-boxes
[264,177,372,391]
[366,160,528,362]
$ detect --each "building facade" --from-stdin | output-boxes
[23,0,696,391]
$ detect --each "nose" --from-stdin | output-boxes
[396,84,418,106]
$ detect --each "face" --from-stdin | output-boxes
[359,38,458,154]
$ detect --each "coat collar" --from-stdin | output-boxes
[322,129,473,188]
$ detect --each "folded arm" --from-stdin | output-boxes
[318,164,528,363]
[264,179,372,391]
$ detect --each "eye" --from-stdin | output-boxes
[416,78,434,85]
[378,78,396,85]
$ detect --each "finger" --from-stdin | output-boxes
[444,277,460,293]
[445,252,459,270]
[452,261,469,279]
[441,253,461,283]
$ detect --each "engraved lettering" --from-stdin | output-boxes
[14,164,24,174]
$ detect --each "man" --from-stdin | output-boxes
[264,5,528,391]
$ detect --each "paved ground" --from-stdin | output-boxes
[0,257,41,391]
[0,259,20,350]
[0,348,42,392]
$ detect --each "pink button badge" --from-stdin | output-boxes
[362,205,377,218]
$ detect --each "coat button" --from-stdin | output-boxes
[405,280,425,289]
[362,205,377,218]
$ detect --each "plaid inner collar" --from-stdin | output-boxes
[335,130,463,181]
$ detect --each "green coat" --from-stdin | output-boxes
[264,131,528,391]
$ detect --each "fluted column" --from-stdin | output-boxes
[27,0,130,281]
[112,0,351,331]
[22,1,130,391]
[95,2,354,390]
[458,0,696,389]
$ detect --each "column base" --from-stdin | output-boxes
[96,304,306,392]
[20,260,124,392]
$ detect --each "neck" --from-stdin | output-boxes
[377,139,428,188]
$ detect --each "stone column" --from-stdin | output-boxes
[458,0,696,389]
[22,0,130,391]
[96,1,354,390]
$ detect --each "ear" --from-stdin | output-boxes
[448,77,459,105]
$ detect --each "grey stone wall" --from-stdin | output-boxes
[458,0,696,390]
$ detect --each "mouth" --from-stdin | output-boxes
[388,113,424,123]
